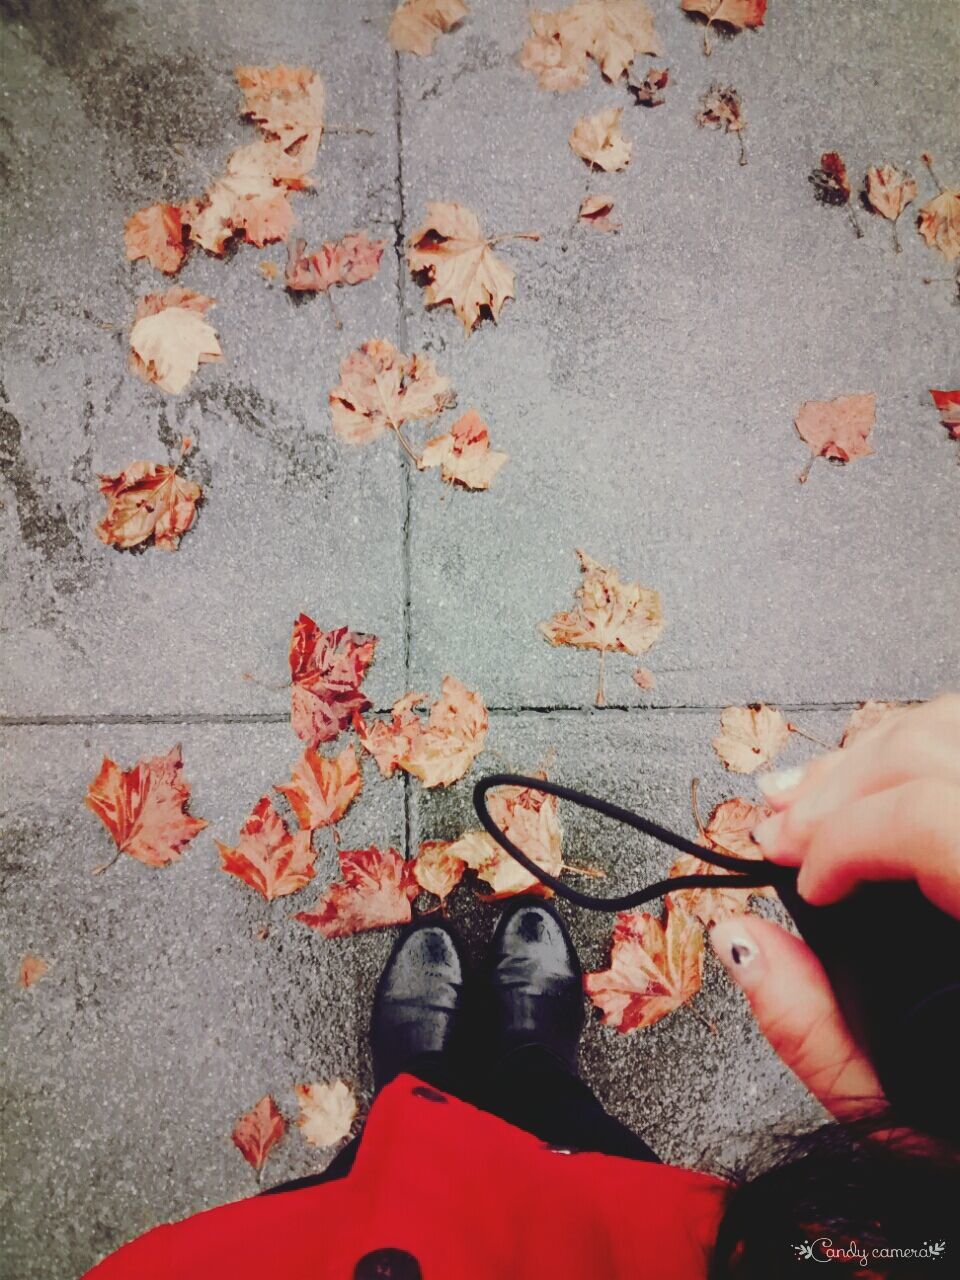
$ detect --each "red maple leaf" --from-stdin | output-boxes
[85,746,207,869]
[930,389,960,440]
[289,614,377,748]
[231,1095,286,1172]
[216,795,317,900]
[275,743,362,831]
[294,847,419,938]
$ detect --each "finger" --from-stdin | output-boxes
[710,916,885,1120]
[757,754,842,813]
[795,780,960,919]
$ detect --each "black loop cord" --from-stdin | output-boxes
[473,773,796,913]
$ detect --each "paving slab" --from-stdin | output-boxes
[0,721,406,1280]
[399,0,960,710]
[0,0,407,718]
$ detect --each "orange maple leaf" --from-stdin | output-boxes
[446,773,563,897]
[285,233,385,293]
[794,392,875,481]
[916,156,960,263]
[585,904,704,1032]
[355,676,488,788]
[275,743,362,831]
[412,840,467,904]
[124,204,188,275]
[294,847,419,937]
[389,0,469,55]
[289,614,378,749]
[864,164,917,253]
[95,459,201,552]
[520,2,663,90]
[234,65,325,153]
[667,796,773,929]
[232,1095,286,1172]
[681,0,766,55]
[85,746,207,870]
[418,408,509,490]
[17,954,49,988]
[539,549,665,706]
[216,796,317,900]
[840,700,904,748]
[569,108,632,172]
[712,704,790,773]
[930,390,960,441]
[129,288,222,395]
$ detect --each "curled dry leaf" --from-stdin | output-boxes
[356,676,488,788]
[569,108,631,172]
[234,65,325,153]
[389,0,469,55]
[407,202,536,334]
[681,0,766,55]
[124,204,187,275]
[85,746,207,869]
[289,614,378,749]
[840,700,904,748]
[864,165,917,242]
[628,65,669,106]
[231,1095,286,1172]
[809,151,863,239]
[185,175,295,254]
[295,1080,357,1148]
[329,339,454,464]
[96,459,201,551]
[276,743,362,832]
[418,408,508,490]
[294,847,419,937]
[632,666,655,690]
[447,773,563,897]
[129,288,222,395]
[584,905,704,1033]
[667,796,773,929]
[216,796,317,900]
[696,85,746,165]
[712,704,790,774]
[795,392,875,482]
[578,194,621,232]
[930,390,960,441]
[520,1,662,91]
[540,549,664,706]
[285,232,385,293]
[412,840,467,904]
[18,954,49,988]
[917,189,960,263]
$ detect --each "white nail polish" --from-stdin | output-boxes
[759,765,805,797]
[710,922,763,985]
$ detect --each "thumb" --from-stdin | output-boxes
[709,916,886,1121]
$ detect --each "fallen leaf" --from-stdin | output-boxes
[632,666,656,690]
[295,1080,357,1148]
[85,746,207,869]
[667,796,773,928]
[294,847,419,937]
[520,1,663,90]
[447,773,563,896]
[407,202,536,333]
[864,164,917,222]
[840,700,903,748]
[795,392,875,481]
[228,137,320,189]
[285,232,385,293]
[216,795,317,900]
[810,151,852,205]
[234,65,325,153]
[584,905,704,1032]
[289,615,378,749]
[17,954,49,988]
[712,704,790,773]
[258,260,280,280]
[185,175,295,254]
[627,65,669,106]
[232,1095,286,1172]
[412,840,466,903]
[917,189,960,263]
[95,459,201,551]
[701,796,772,857]
[578,194,621,232]
[389,0,469,55]
[124,204,188,275]
[696,85,746,165]
[569,108,632,172]
[329,339,454,460]
[129,288,222,395]
[681,0,766,54]
[418,408,508,490]
[930,389,960,440]
[276,743,363,831]
[356,676,488,788]
[539,549,665,706]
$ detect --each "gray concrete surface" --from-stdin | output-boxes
[1,1,958,1276]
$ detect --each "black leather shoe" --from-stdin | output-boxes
[371,920,466,1090]
[485,899,585,1071]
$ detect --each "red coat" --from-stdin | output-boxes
[85,1074,730,1279]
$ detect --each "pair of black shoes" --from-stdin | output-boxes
[371,900,586,1090]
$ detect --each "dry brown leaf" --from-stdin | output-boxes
[578,194,621,232]
[540,549,664,706]
[356,676,488,788]
[389,0,469,55]
[696,85,746,165]
[227,137,320,189]
[285,232,385,293]
[17,954,49,988]
[584,905,704,1032]
[447,773,564,897]
[185,176,295,255]
[295,1080,357,1148]
[712,704,790,773]
[681,0,766,54]
[124,204,187,275]
[231,1096,286,1172]
[628,65,669,106]
[864,164,917,221]
[407,202,536,333]
[930,390,960,441]
[234,65,325,152]
[917,189,960,263]
[418,408,508,490]
[840,700,904,748]
[216,796,317,901]
[795,392,875,481]
[275,743,362,831]
[95,458,201,552]
[520,2,663,90]
[329,339,454,462]
[129,288,222,395]
[569,108,631,172]
[412,840,466,903]
[667,796,773,928]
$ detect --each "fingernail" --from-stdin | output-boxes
[758,765,805,798]
[710,921,764,987]
[751,814,784,852]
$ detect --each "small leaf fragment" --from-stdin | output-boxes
[930,389,960,441]
[627,65,669,106]
[232,1095,286,1172]
[578,194,621,232]
[696,85,746,165]
[632,666,656,690]
[17,954,49,989]
[295,1080,358,1148]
